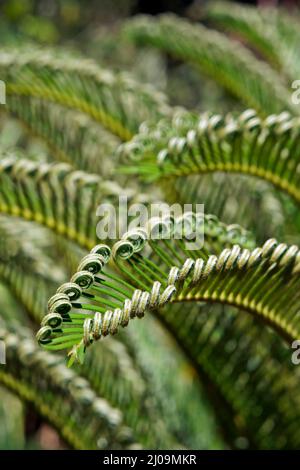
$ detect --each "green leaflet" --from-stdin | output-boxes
[161,173,292,245]
[1,5,300,451]
[38,234,300,351]
[1,229,297,447]
[36,215,253,353]
[123,317,225,449]
[160,301,300,449]
[203,1,283,71]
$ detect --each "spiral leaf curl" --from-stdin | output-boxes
[0,156,131,250]
[0,6,298,451]
[82,283,177,347]
[3,219,300,450]
[0,245,178,450]
[123,14,296,115]
[36,213,253,352]
[37,209,300,356]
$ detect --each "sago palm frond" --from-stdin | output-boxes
[1,3,300,452]
[161,173,291,244]
[123,14,296,115]
[120,109,300,204]
[0,155,131,250]
[0,323,135,450]
[204,1,300,79]
[0,47,170,141]
[0,230,181,450]
[6,96,120,175]
[36,227,300,449]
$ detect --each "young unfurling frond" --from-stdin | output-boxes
[1,47,171,141]
[37,227,300,449]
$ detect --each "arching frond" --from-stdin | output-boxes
[120,109,300,205]
[123,14,295,115]
[44,236,299,350]
[36,225,300,449]
[0,324,136,450]
[204,2,300,79]
[36,215,256,354]
[1,47,171,141]
[205,1,300,80]
[269,9,300,77]
[203,1,283,70]
[6,96,120,175]
[2,234,297,447]
[0,233,180,450]
[2,4,300,451]
[0,156,130,250]
[162,173,292,245]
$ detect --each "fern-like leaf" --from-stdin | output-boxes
[120,109,300,205]
[1,47,170,141]
[0,324,136,450]
[123,14,295,115]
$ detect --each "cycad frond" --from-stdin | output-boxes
[204,1,300,79]
[7,96,120,175]
[36,216,270,354]
[123,14,295,115]
[203,1,283,70]
[162,173,291,244]
[86,238,297,344]
[1,48,170,141]
[0,324,134,450]
[120,109,300,204]
[0,156,129,249]
[2,244,298,447]
[0,233,180,450]
[37,229,300,449]
[2,4,300,451]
